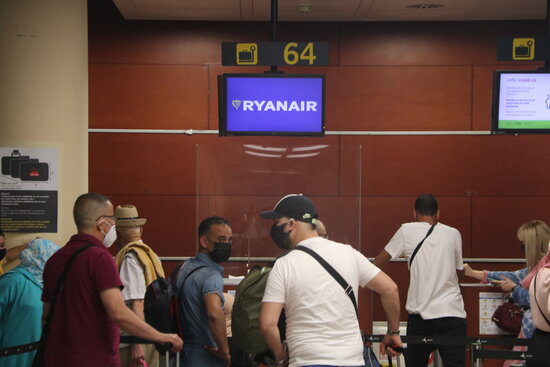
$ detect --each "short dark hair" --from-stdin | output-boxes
[0,228,4,237]
[73,192,111,229]
[414,194,438,216]
[198,216,230,240]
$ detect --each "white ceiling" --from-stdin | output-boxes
[112,0,547,22]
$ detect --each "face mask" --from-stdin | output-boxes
[270,221,292,250]
[0,248,6,261]
[210,242,231,263]
[101,224,117,248]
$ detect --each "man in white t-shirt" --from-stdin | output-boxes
[259,194,402,367]
[374,194,466,367]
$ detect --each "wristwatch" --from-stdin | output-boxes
[387,330,400,335]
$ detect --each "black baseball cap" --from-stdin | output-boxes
[260,194,318,223]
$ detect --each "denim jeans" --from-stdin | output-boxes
[180,343,226,367]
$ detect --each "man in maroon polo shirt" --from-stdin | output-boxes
[42,192,182,367]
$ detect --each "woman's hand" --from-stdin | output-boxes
[492,275,517,292]
[463,263,484,281]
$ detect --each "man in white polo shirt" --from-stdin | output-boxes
[259,194,402,367]
[374,193,466,367]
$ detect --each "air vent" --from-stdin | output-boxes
[406,4,444,9]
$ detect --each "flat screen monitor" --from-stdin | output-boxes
[492,70,550,134]
[218,73,325,136]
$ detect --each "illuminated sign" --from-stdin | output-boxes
[222,42,329,66]
[497,37,550,61]
[218,73,325,136]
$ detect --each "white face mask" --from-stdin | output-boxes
[101,224,117,248]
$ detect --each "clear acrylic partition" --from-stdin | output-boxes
[196,143,361,277]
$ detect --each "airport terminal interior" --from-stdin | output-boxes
[2,1,550,366]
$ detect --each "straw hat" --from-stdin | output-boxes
[115,205,147,227]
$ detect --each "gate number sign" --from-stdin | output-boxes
[222,42,329,66]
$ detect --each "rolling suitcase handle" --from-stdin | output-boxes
[160,343,179,367]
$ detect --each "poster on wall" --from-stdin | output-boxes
[0,147,58,233]
[479,292,513,335]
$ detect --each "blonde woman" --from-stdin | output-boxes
[464,220,550,367]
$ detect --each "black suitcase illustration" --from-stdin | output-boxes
[11,158,38,178]
[20,162,50,182]
[1,150,22,175]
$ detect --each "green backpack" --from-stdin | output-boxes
[231,265,272,354]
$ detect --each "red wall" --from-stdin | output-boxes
[89,5,549,358]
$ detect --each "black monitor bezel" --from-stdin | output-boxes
[491,69,550,135]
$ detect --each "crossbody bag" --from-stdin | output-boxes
[295,245,358,317]
[295,245,399,367]
[32,243,94,367]
[408,223,437,267]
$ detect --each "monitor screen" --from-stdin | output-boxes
[218,73,325,136]
[492,70,550,134]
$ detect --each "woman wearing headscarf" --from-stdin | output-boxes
[0,238,60,367]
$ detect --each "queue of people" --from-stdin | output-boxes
[1,191,550,367]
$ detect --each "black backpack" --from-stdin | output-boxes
[144,263,205,351]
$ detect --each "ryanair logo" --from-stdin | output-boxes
[232,100,242,109]
[231,100,318,112]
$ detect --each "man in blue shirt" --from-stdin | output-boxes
[176,216,232,366]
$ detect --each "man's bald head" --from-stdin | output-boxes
[316,219,328,238]
[73,192,112,231]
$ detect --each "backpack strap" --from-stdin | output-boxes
[175,264,208,299]
[172,264,208,336]
[295,245,358,318]
[408,223,437,268]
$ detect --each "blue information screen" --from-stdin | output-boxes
[223,74,325,135]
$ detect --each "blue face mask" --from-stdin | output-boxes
[270,221,292,250]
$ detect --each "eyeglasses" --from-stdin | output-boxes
[96,215,116,222]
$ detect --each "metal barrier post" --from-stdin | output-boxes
[471,343,482,367]
[433,350,442,367]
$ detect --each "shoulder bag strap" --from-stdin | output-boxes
[533,271,550,328]
[295,245,358,318]
[408,223,437,268]
[33,243,94,366]
[45,243,94,326]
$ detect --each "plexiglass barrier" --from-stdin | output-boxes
[196,143,361,276]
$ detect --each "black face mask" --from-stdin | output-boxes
[270,221,292,250]
[0,248,5,261]
[210,242,231,263]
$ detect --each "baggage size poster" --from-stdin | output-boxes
[479,292,512,335]
[0,147,58,233]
